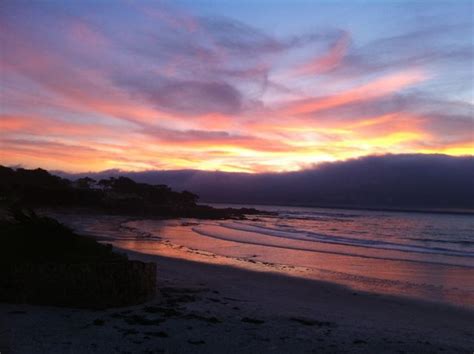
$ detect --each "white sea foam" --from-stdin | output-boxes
[211,221,474,258]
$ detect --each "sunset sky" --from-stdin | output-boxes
[1,0,473,173]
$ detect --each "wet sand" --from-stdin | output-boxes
[1,247,473,354]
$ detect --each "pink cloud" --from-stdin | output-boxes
[292,32,351,76]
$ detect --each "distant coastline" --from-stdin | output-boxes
[204,201,474,216]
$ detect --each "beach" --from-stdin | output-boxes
[1,247,473,353]
[57,206,474,307]
[2,207,473,353]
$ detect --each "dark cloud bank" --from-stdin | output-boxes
[61,154,474,211]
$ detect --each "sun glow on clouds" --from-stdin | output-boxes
[0,0,473,173]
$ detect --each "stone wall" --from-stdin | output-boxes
[0,261,156,308]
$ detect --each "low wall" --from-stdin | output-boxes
[0,261,156,308]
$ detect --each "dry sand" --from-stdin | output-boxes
[1,247,473,354]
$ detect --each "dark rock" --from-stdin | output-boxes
[241,317,265,324]
[184,314,221,324]
[143,306,181,317]
[353,339,368,344]
[123,315,164,326]
[144,331,168,338]
[290,317,336,327]
[188,340,205,345]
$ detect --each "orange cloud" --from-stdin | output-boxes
[1,1,471,174]
[0,114,126,138]
[419,141,474,155]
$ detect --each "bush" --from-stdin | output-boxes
[0,208,126,264]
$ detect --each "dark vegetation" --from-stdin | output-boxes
[0,165,263,219]
[0,208,126,264]
[0,165,263,307]
[0,208,156,308]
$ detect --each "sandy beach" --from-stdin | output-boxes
[1,245,473,354]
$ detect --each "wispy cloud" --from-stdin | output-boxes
[0,0,472,172]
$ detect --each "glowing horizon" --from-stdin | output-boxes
[1,0,473,173]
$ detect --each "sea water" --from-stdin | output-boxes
[59,205,474,307]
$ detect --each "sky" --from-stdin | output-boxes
[1,0,473,173]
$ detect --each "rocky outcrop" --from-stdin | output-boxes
[0,260,156,308]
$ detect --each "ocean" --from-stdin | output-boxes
[59,204,474,308]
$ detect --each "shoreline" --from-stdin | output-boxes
[46,212,474,307]
[204,201,474,216]
[2,248,473,353]
[124,248,474,314]
[115,217,474,308]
